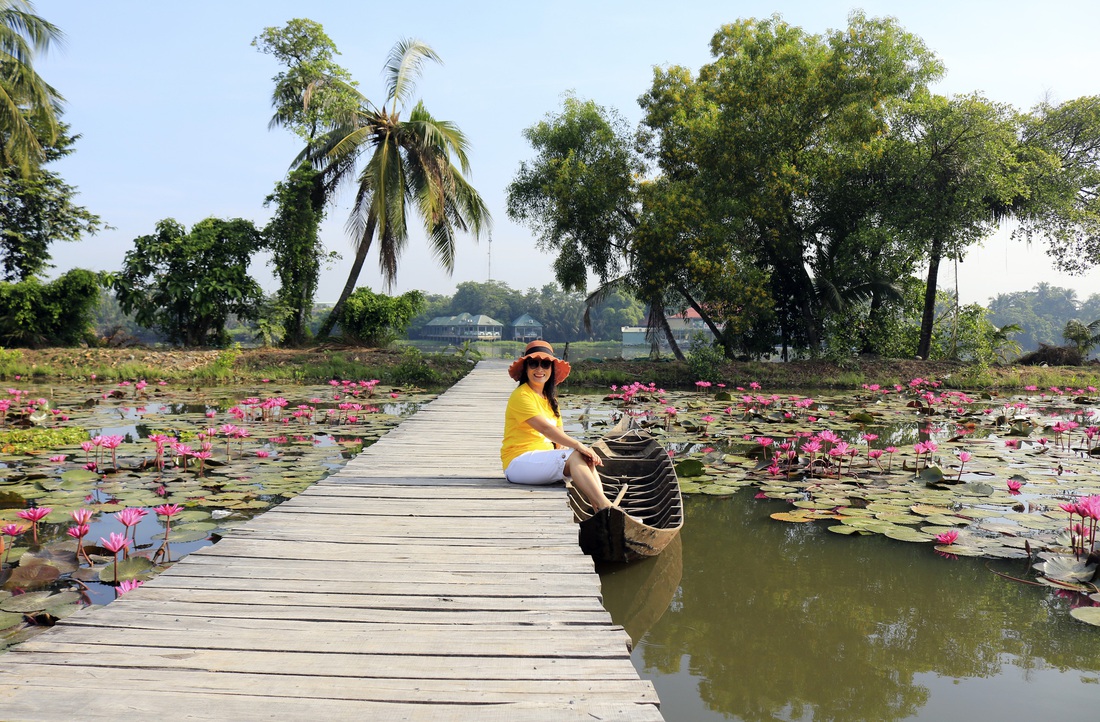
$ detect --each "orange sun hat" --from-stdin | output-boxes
[507,340,571,382]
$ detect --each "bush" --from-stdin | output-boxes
[1017,343,1083,366]
[0,269,101,347]
[339,288,424,347]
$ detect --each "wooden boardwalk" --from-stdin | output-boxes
[0,361,662,721]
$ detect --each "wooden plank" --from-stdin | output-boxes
[53,600,611,626]
[0,688,664,722]
[17,624,632,658]
[137,574,601,597]
[4,645,645,680]
[121,587,610,612]
[169,556,598,582]
[0,665,659,704]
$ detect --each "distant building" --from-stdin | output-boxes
[621,309,718,353]
[420,312,503,342]
[511,313,543,342]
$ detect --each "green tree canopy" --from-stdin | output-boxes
[1014,96,1100,274]
[110,217,264,347]
[0,121,105,281]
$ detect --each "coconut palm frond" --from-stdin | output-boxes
[384,38,441,113]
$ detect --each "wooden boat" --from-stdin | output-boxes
[566,419,684,563]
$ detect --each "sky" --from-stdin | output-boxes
[28,0,1100,307]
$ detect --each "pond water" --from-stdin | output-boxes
[599,493,1100,721]
[0,380,433,644]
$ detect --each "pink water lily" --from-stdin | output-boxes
[1007,479,1022,495]
[117,579,144,596]
[957,450,972,480]
[16,506,52,544]
[935,530,959,545]
[100,531,130,555]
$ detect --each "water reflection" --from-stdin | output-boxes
[600,493,1100,721]
[599,535,683,646]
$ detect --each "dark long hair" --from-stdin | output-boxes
[519,364,560,418]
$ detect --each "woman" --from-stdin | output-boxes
[501,341,615,511]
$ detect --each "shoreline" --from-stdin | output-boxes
[3,347,1100,391]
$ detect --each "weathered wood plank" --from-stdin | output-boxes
[4,645,645,680]
[140,573,601,597]
[0,665,658,704]
[55,600,612,626]
[16,623,632,657]
[123,587,610,612]
[0,689,664,722]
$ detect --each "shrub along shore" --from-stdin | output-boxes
[3,347,1100,391]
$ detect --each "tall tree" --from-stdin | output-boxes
[640,13,942,352]
[254,19,358,344]
[883,92,1022,359]
[0,121,104,280]
[312,39,490,339]
[0,0,61,173]
[263,165,323,345]
[507,95,693,358]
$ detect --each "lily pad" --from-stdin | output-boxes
[98,557,156,584]
[1035,555,1097,583]
[0,590,79,613]
[1069,607,1100,626]
[0,610,23,628]
[2,564,60,590]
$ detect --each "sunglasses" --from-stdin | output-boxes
[525,358,553,370]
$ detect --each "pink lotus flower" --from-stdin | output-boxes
[48,454,66,463]
[18,504,51,521]
[115,507,147,529]
[117,579,144,595]
[71,508,93,525]
[153,504,183,518]
[17,506,52,544]
[67,523,89,540]
[1006,479,1022,495]
[2,523,27,538]
[99,532,130,555]
[935,530,959,545]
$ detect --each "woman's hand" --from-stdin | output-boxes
[574,443,603,469]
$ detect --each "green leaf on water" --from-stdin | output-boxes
[674,459,705,478]
[1070,606,1100,626]
[1036,555,1097,583]
[99,557,156,583]
[0,590,79,613]
[0,610,23,628]
[2,563,60,590]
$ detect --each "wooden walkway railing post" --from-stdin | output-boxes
[0,360,663,721]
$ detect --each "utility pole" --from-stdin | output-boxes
[487,229,493,281]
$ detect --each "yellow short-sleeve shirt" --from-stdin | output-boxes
[501,383,562,470]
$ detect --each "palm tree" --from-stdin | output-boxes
[0,0,62,173]
[313,39,489,339]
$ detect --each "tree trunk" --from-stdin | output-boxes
[917,236,943,360]
[861,292,885,355]
[317,216,376,340]
[657,310,686,362]
[678,285,735,359]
